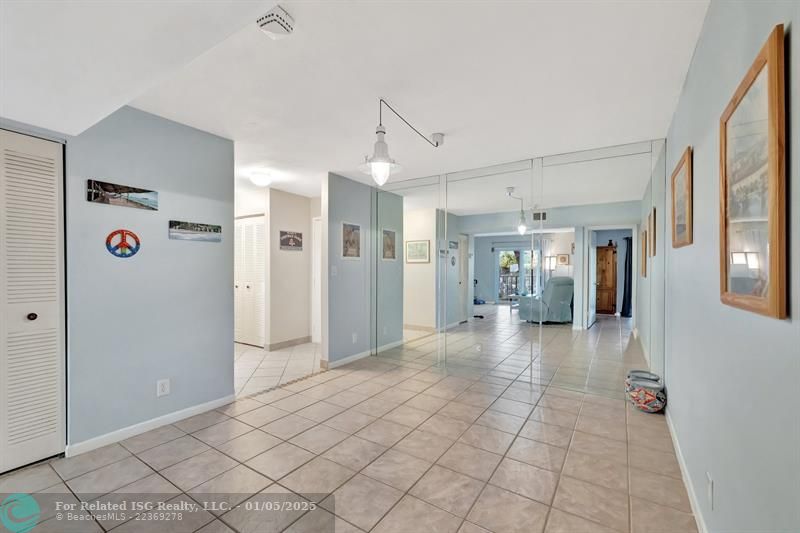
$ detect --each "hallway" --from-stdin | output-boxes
[0,314,693,533]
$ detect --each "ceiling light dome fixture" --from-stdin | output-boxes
[248,170,272,187]
[360,98,444,187]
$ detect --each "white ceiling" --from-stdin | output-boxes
[0,0,274,135]
[132,0,708,201]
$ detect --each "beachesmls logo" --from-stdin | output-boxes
[0,493,40,533]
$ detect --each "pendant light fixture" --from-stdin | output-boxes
[506,187,528,235]
[360,98,444,186]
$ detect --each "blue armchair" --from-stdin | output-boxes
[518,277,574,323]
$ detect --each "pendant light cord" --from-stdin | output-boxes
[379,98,442,148]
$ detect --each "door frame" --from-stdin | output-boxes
[311,217,322,343]
[458,234,469,322]
[583,224,638,330]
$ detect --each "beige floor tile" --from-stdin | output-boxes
[507,436,566,472]
[245,442,314,480]
[474,410,526,434]
[284,507,361,533]
[0,464,61,493]
[458,521,492,533]
[629,467,692,513]
[628,424,675,454]
[321,474,403,531]
[88,473,180,530]
[188,464,271,515]
[530,406,578,429]
[631,496,698,533]
[324,409,377,433]
[458,424,514,455]
[418,414,471,440]
[351,397,400,417]
[295,400,346,422]
[519,420,573,448]
[393,429,454,462]
[373,495,462,533]
[216,398,264,417]
[51,444,131,480]
[563,450,628,491]
[575,414,627,442]
[290,424,349,454]
[174,410,230,433]
[437,442,502,481]
[629,446,681,478]
[404,393,450,413]
[569,430,627,464]
[327,390,371,408]
[362,449,431,491]
[137,435,211,471]
[545,508,623,533]
[192,419,254,447]
[279,456,356,499]
[322,435,387,471]
[383,404,433,427]
[489,457,559,505]
[235,404,290,427]
[456,391,499,409]
[271,393,320,412]
[223,486,307,533]
[356,418,413,447]
[66,456,152,497]
[215,429,282,462]
[196,520,236,533]
[261,413,318,440]
[160,449,238,491]
[467,485,550,533]
[112,493,215,532]
[489,398,535,418]
[438,401,484,424]
[410,465,485,517]
[553,476,629,532]
[537,395,583,414]
[120,425,185,454]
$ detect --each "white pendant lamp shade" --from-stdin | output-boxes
[517,211,527,235]
[359,125,401,186]
[248,170,271,187]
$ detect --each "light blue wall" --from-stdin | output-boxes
[663,2,800,530]
[377,191,404,349]
[326,174,403,362]
[594,229,632,315]
[66,106,234,443]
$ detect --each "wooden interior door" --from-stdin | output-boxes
[595,245,617,314]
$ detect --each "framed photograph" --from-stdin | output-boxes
[671,147,693,248]
[280,231,303,251]
[382,229,397,260]
[720,24,786,318]
[640,230,647,278]
[448,241,458,250]
[650,207,657,257]
[342,222,361,259]
[87,179,158,210]
[556,254,569,266]
[406,240,430,263]
[168,220,222,242]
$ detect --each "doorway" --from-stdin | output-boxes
[458,234,469,322]
[596,244,617,314]
[0,129,66,473]
[311,217,322,343]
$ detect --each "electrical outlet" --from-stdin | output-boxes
[352,333,358,344]
[706,472,714,510]
[157,379,170,397]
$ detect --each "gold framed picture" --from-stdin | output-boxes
[719,24,786,318]
[671,147,693,248]
[640,230,647,278]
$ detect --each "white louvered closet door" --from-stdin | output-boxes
[234,216,265,347]
[0,129,65,473]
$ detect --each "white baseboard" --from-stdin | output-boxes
[633,327,639,338]
[65,394,235,457]
[376,339,404,353]
[665,409,708,533]
[326,349,372,369]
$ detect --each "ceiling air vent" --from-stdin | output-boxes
[257,5,294,40]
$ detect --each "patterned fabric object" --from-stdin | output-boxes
[627,377,667,413]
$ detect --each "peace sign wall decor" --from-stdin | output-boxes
[106,229,141,258]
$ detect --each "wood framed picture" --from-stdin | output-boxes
[556,254,569,266]
[406,240,430,263]
[719,24,786,318]
[382,229,396,260]
[640,230,647,278]
[671,147,693,248]
[342,222,361,259]
[649,208,657,257]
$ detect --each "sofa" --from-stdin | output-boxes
[518,276,574,323]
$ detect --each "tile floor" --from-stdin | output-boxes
[1,314,696,532]
[235,343,322,396]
